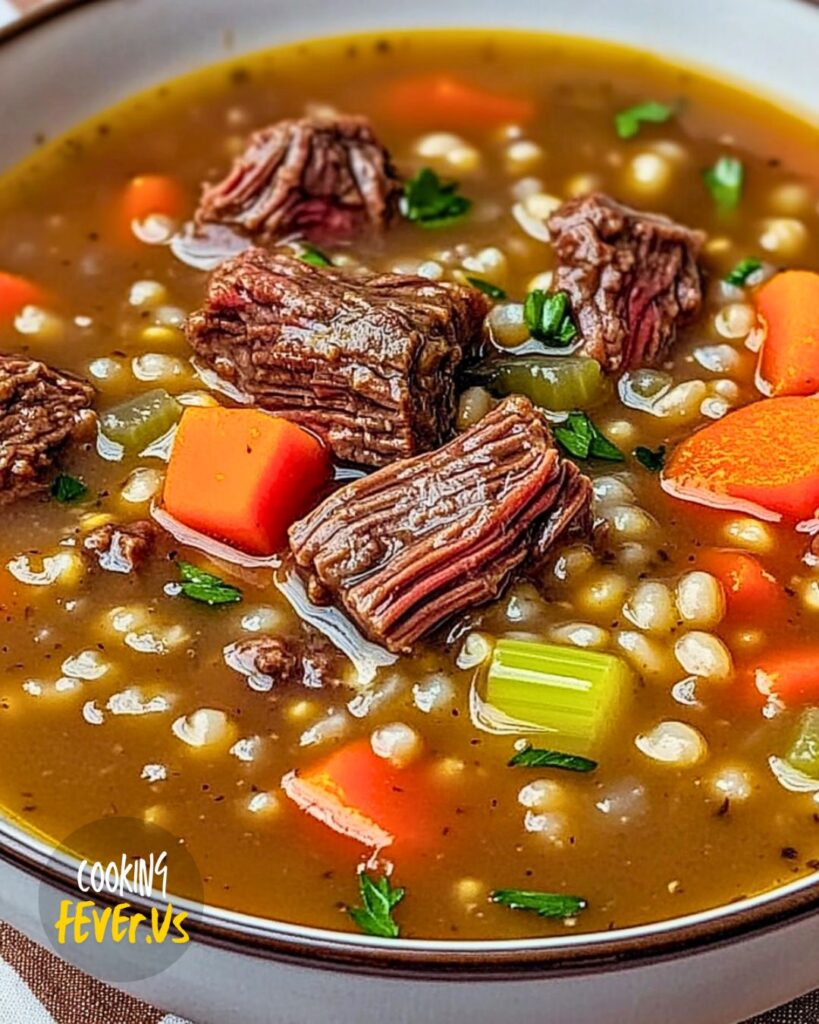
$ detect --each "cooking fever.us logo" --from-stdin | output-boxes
[39,817,203,981]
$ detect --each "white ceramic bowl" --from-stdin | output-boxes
[1,2,818,1022]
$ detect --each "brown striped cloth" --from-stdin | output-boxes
[2,919,819,1024]
[1,0,819,1021]
[0,923,186,1023]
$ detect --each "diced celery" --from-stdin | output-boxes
[484,639,631,755]
[786,708,819,780]
[469,356,609,412]
[100,389,182,451]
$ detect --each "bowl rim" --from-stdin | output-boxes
[2,0,819,980]
[4,808,819,979]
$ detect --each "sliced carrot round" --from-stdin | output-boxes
[753,649,819,706]
[0,271,45,322]
[281,740,434,854]
[756,270,819,397]
[694,549,781,621]
[662,394,819,522]
[120,174,187,239]
[384,74,534,127]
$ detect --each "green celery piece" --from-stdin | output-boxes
[468,357,608,412]
[485,639,632,756]
[786,708,819,779]
[100,388,182,451]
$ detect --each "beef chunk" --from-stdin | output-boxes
[0,354,95,505]
[289,395,592,653]
[547,193,705,373]
[224,634,339,691]
[186,249,489,467]
[83,520,157,574]
[195,114,402,245]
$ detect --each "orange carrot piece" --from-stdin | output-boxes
[662,394,819,521]
[121,174,186,235]
[162,407,329,556]
[753,649,819,706]
[695,549,781,621]
[757,270,819,397]
[383,74,534,127]
[0,271,44,322]
[282,740,428,853]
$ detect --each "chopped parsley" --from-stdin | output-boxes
[50,474,88,503]
[401,168,472,228]
[614,100,675,139]
[702,156,744,210]
[633,444,666,473]
[523,289,577,347]
[348,871,405,939]
[508,744,597,773]
[175,561,243,606]
[490,889,587,920]
[554,412,625,462]
[298,243,332,268]
[466,276,507,301]
[724,257,762,287]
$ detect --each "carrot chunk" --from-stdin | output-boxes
[753,650,819,706]
[281,740,429,853]
[662,394,819,521]
[694,549,781,621]
[0,271,45,322]
[757,270,819,397]
[121,174,186,235]
[162,407,329,555]
[383,74,534,127]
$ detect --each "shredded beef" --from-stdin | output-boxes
[288,395,593,653]
[547,192,705,373]
[0,354,95,505]
[83,520,157,574]
[224,634,339,691]
[195,114,402,245]
[186,249,489,467]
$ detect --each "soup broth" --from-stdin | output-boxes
[1,29,818,940]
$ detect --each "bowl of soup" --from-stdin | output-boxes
[0,0,818,1021]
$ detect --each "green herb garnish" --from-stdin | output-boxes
[508,744,597,773]
[614,101,675,139]
[50,474,88,503]
[175,561,243,606]
[401,168,472,228]
[466,276,507,301]
[490,889,587,920]
[298,243,332,268]
[702,156,744,210]
[348,872,405,939]
[724,257,762,287]
[523,290,577,347]
[554,412,624,462]
[633,444,666,473]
